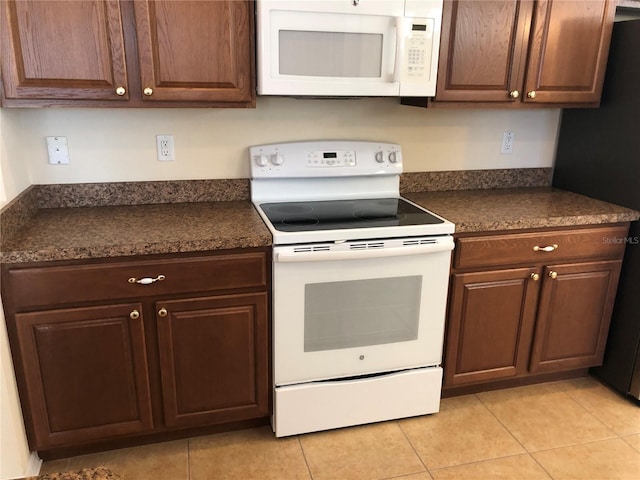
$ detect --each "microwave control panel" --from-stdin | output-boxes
[404,19,434,81]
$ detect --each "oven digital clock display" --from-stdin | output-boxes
[307,150,357,167]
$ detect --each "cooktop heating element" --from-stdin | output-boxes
[259,197,445,232]
[250,140,454,244]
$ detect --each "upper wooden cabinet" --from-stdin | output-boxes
[133,0,253,103]
[432,0,616,106]
[0,0,255,107]
[0,0,129,102]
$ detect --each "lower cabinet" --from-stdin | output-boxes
[2,249,270,454]
[530,261,622,373]
[156,293,269,428]
[14,303,154,450]
[444,225,628,390]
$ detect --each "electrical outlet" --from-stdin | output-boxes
[501,131,514,154]
[46,136,70,164]
[156,135,175,161]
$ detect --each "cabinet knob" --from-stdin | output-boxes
[527,90,537,99]
[143,87,154,96]
[158,308,168,317]
[549,271,558,279]
[530,273,540,281]
[509,90,520,99]
[533,244,557,252]
[115,86,126,96]
[129,310,140,320]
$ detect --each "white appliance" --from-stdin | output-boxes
[250,140,454,437]
[256,0,444,97]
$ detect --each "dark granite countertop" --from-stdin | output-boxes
[2,182,638,264]
[405,187,640,234]
[1,201,272,263]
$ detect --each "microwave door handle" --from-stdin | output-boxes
[392,17,406,83]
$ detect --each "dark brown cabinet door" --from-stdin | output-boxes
[0,0,129,100]
[15,303,153,450]
[156,292,269,428]
[133,0,254,103]
[523,0,616,104]
[444,268,540,386]
[434,0,615,106]
[436,0,533,103]
[530,260,622,373]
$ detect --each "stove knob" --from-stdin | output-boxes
[388,151,399,163]
[375,151,384,163]
[254,154,268,166]
[271,153,284,165]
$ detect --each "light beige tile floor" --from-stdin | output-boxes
[41,376,640,480]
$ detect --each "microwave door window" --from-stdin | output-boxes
[279,30,383,78]
[304,276,421,352]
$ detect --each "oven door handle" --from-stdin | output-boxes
[275,241,453,263]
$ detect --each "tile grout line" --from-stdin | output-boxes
[187,438,191,480]
[473,392,530,452]
[296,435,315,480]
[472,392,557,479]
[560,382,625,439]
[395,419,434,478]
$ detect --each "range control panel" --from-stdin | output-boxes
[250,140,402,178]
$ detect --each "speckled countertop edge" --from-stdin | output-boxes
[0,201,272,263]
[2,171,639,264]
[405,187,640,233]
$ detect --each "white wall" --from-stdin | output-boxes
[0,307,38,480]
[1,109,30,206]
[0,109,39,480]
[7,98,560,185]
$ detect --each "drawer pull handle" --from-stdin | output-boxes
[129,310,140,320]
[128,274,166,285]
[530,273,540,281]
[533,244,558,252]
[549,271,558,279]
[158,308,168,317]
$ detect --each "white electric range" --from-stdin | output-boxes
[250,140,454,437]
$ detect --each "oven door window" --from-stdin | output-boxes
[304,276,421,352]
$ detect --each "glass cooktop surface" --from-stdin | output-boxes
[259,198,444,232]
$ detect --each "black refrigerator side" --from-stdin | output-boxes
[553,19,640,401]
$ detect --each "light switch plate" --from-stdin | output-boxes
[46,136,70,164]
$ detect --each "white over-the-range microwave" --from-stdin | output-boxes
[256,0,443,97]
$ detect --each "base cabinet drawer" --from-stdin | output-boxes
[455,225,628,270]
[6,252,268,309]
[444,225,628,391]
